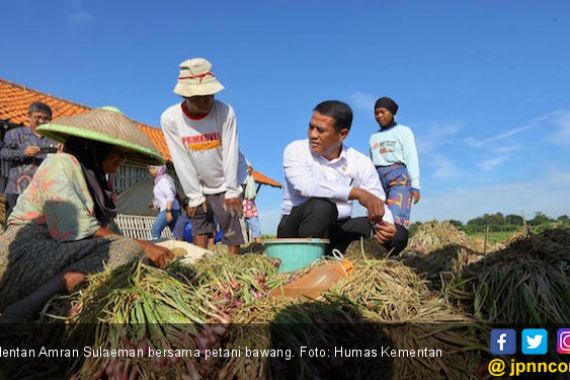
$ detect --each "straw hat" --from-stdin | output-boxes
[173,58,224,97]
[36,106,164,165]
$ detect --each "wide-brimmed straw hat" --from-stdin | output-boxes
[173,58,224,97]
[36,106,164,165]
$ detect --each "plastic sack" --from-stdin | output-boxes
[244,174,257,200]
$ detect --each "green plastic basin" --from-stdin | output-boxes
[264,238,330,273]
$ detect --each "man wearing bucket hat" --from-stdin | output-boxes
[278,100,408,256]
[0,107,174,322]
[161,58,245,255]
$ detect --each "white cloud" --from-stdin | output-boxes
[66,0,93,25]
[413,172,570,223]
[492,144,520,154]
[67,11,94,24]
[478,155,509,172]
[426,154,461,179]
[458,110,570,174]
[349,91,376,113]
[462,109,570,149]
[546,111,570,145]
[463,124,534,148]
[415,121,462,155]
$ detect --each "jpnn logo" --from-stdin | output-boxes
[522,329,548,355]
[491,329,516,355]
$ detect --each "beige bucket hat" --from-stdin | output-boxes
[36,106,164,166]
[173,58,224,97]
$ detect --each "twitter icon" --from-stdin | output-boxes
[522,329,548,355]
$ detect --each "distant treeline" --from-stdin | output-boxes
[412,212,570,234]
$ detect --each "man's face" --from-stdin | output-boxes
[185,95,215,115]
[374,107,394,127]
[29,111,51,129]
[308,111,348,160]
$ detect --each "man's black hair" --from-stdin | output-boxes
[313,100,353,132]
[28,102,52,118]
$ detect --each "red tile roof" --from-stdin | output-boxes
[0,78,282,188]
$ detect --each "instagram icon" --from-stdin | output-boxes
[557,329,570,354]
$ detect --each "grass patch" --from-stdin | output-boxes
[467,231,512,245]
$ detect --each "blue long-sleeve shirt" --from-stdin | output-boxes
[0,127,58,194]
[369,124,421,189]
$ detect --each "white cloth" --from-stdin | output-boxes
[152,176,180,211]
[161,100,242,208]
[281,139,394,222]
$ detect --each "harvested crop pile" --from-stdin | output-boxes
[322,259,484,379]
[384,323,483,380]
[448,229,570,324]
[65,261,229,379]
[344,236,389,259]
[398,245,484,291]
[267,296,392,380]
[210,297,296,380]
[325,259,430,321]
[39,253,299,379]
[409,221,470,252]
[33,252,487,379]
[191,252,286,312]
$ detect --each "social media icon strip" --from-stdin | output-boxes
[522,329,548,355]
[557,328,570,354]
[491,329,517,355]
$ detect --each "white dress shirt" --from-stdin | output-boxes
[281,139,394,223]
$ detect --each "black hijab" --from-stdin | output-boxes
[374,97,399,115]
[63,137,117,226]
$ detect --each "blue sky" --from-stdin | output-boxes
[2,0,570,234]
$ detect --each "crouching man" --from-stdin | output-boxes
[277,100,407,255]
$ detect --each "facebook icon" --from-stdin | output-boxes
[491,329,517,355]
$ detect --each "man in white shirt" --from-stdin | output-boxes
[161,58,244,254]
[278,100,407,255]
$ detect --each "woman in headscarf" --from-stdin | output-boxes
[0,107,174,322]
[368,97,421,255]
[148,164,180,240]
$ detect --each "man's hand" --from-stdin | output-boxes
[349,187,385,224]
[411,189,421,204]
[224,197,243,216]
[373,222,397,244]
[138,240,174,268]
[186,202,208,218]
[24,145,41,157]
[165,212,174,223]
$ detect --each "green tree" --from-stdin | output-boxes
[505,214,524,225]
[467,216,485,226]
[483,212,505,225]
[528,212,552,226]
[447,219,463,228]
